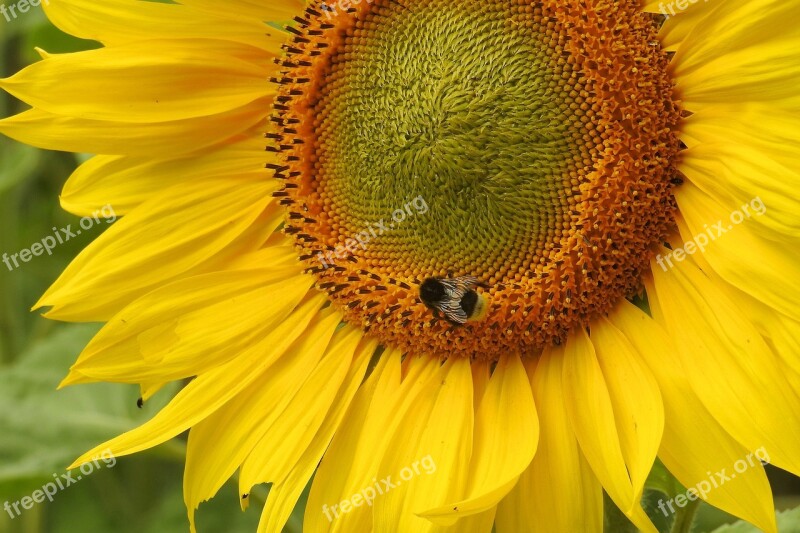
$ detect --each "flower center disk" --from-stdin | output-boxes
[272,0,681,359]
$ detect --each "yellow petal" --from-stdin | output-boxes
[43,0,285,52]
[611,299,778,533]
[138,382,164,402]
[0,102,269,157]
[64,267,311,384]
[36,179,280,321]
[420,354,538,525]
[304,350,440,533]
[651,0,719,52]
[670,249,800,387]
[672,0,800,110]
[237,325,372,492]
[471,359,491,407]
[672,182,800,321]
[68,293,326,468]
[679,143,800,240]
[438,509,495,533]
[495,353,603,533]
[560,328,659,533]
[716,284,800,380]
[183,310,342,530]
[373,358,474,533]
[0,40,273,122]
[591,317,664,497]
[649,254,800,477]
[256,334,377,533]
[177,0,303,22]
[680,103,800,171]
[60,131,274,216]
[561,328,632,509]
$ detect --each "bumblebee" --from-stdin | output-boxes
[419,276,488,325]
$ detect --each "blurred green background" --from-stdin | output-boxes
[0,5,798,533]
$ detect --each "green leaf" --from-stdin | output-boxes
[710,507,800,533]
[604,492,639,533]
[0,322,309,532]
[646,458,687,500]
[0,323,179,500]
[0,1,49,40]
[642,488,678,533]
[0,141,39,195]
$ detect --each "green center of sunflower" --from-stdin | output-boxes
[271,0,682,360]
[313,1,579,281]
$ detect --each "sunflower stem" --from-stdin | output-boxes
[670,498,700,533]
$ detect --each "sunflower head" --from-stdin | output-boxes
[272,0,682,358]
[4,0,800,532]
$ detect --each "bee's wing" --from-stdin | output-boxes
[438,299,469,324]
[434,278,472,324]
[438,277,472,300]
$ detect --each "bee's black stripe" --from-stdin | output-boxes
[460,290,478,317]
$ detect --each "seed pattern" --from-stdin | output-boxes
[268,0,682,359]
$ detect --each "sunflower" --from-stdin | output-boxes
[2,0,799,531]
